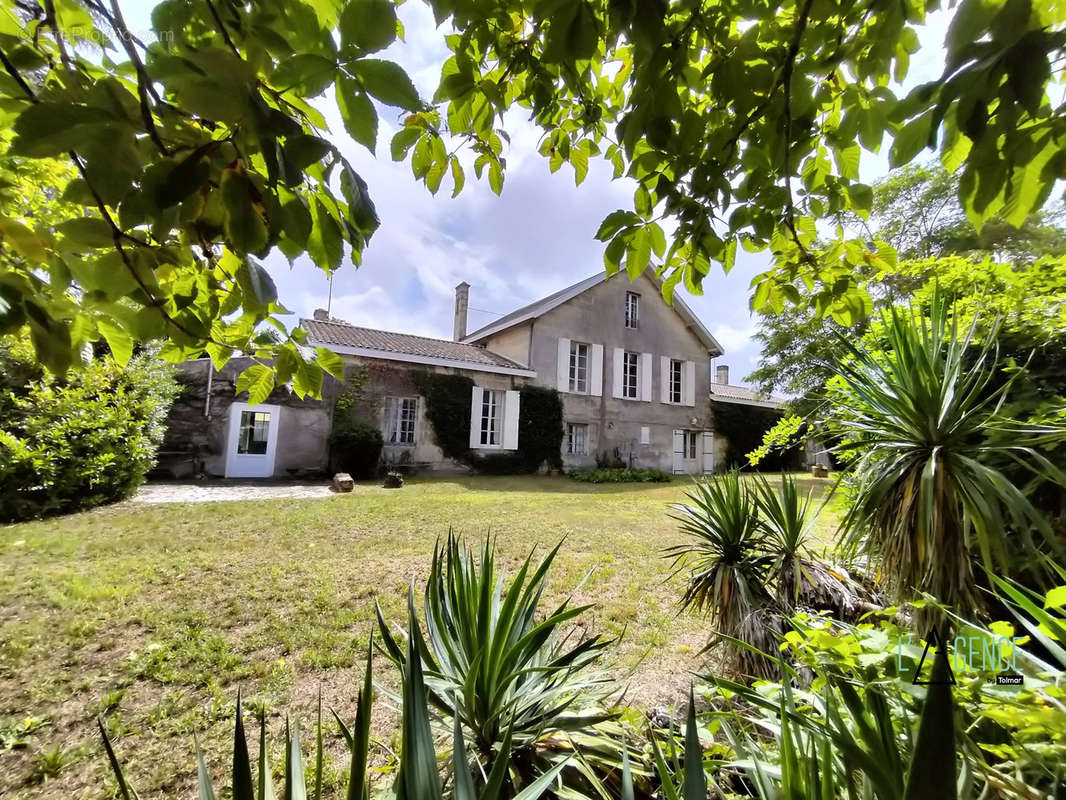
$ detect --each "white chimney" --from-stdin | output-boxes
[454,281,470,341]
[716,364,729,385]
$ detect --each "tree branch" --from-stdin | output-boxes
[781,0,817,265]
[108,0,169,156]
[204,0,239,56]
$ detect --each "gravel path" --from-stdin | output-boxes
[133,480,334,504]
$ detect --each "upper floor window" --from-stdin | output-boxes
[622,351,639,399]
[569,341,589,393]
[384,396,418,445]
[625,292,640,329]
[669,359,683,404]
[479,389,501,446]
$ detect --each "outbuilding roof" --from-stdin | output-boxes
[709,382,786,409]
[302,318,535,376]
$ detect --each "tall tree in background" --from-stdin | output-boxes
[747,163,1066,407]
[2,0,1066,395]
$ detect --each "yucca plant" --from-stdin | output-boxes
[716,640,958,800]
[100,640,375,800]
[752,473,868,619]
[829,295,1066,620]
[377,534,624,797]
[665,472,778,674]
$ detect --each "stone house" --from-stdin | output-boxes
[158,270,774,478]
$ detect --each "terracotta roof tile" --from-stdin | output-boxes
[301,318,527,370]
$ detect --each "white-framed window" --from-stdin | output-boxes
[479,389,502,446]
[625,291,640,329]
[384,396,418,445]
[622,351,639,399]
[569,341,589,393]
[669,359,683,404]
[686,430,698,459]
[566,422,588,455]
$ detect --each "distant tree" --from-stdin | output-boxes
[748,164,1066,404]
[861,165,1066,265]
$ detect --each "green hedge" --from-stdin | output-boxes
[568,467,673,483]
[0,336,178,522]
[328,421,384,479]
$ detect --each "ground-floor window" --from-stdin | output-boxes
[686,430,698,459]
[566,422,588,455]
[480,389,501,446]
[384,396,418,445]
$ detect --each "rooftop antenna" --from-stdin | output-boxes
[326,273,333,317]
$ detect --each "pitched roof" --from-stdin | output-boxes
[709,382,786,409]
[301,318,535,375]
[462,271,725,355]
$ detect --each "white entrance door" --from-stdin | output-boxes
[672,429,685,474]
[225,402,281,478]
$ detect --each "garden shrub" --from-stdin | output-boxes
[412,371,475,461]
[712,400,804,471]
[516,384,564,470]
[328,421,383,480]
[0,335,178,522]
[568,467,672,483]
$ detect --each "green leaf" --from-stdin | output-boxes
[57,217,114,249]
[450,156,465,198]
[889,112,934,168]
[337,79,378,153]
[307,199,343,272]
[220,170,269,255]
[284,135,333,171]
[237,363,275,405]
[232,692,255,800]
[340,0,398,54]
[391,127,422,161]
[596,209,640,241]
[1045,586,1066,610]
[541,1,599,64]
[315,347,345,381]
[902,641,956,800]
[0,217,46,262]
[625,226,651,279]
[349,59,421,111]
[10,102,116,157]
[195,738,217,800]
[293,354,324,399]
[272,54,337,97]
[97,319,133,366]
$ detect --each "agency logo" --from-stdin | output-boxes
[897,626,1024,686]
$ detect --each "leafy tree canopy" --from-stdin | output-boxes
[2,0,1065,396]
[749,164,1066,404]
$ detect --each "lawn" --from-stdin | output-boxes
[0,474,841,799]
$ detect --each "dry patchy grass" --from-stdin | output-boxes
[0,474,842,799]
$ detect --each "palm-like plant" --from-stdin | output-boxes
[377,534,622,797]
[665,472,777,673]
[753,474,867,619]
[829,296,1066,618]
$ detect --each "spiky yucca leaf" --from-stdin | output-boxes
[830,295,1066,618]
[377,533,619,796]
[665,472,778,672]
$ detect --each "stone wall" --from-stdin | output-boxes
[157,358,334,479]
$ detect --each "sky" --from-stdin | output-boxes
[122,2,951,388]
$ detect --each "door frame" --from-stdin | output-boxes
[224,402,281,478]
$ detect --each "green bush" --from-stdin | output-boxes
[568,467,672,483]
[0,336,178,522]
[412,371,475,461]
[328,421,383,479]
[516,384,564,470]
